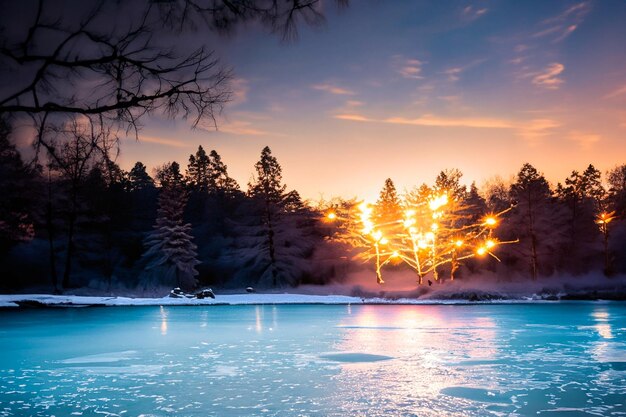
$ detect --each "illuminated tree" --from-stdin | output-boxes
[595,211,616,275]
[373,178,403,226]
[342,172,515,286]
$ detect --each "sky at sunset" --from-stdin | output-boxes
[117,0,626,201]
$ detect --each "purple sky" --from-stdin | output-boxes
[116,0,626,201]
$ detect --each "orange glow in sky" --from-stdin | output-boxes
[115,1,626,201]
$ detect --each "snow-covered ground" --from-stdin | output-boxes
[0,292,557,308]
[2,272,625,307]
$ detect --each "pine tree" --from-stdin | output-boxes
[434,168,467,200]
[464,182,487,222]
[556,165,605,272]
[607,165,626,215]
[230,146,322,287]
[128,162,155,192]
[186,146,211,192]
[373,178,403,227]
[242,147,286,286]
[0,117,38,253]
[209,150,240,195]
[509,163,561,279]
[248,146,287,203]
[156,161,184,188]
[141,162,199,290]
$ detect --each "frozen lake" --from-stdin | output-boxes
[1,303,625,416]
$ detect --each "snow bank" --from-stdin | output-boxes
[2,272,625,308]
[0,292,550,308]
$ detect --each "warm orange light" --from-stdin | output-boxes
[372,230,383,241]
[455,240,463,247]
[327,212,337,220]
[431,223,438,231]
[485,216,497,226]
[428,194,448,211]
[404,218,416,228]
[477,247,487,256]
[380,237,389,245]
[596,212,615,225]
[426,231,435,241]
[486,239,496,249]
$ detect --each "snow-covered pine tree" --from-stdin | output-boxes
[228,146,319,288]
[140,162,199,291]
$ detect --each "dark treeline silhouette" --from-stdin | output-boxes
[1,118,626,292]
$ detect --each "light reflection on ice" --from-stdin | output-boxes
[0,303,625,417]
[159,305,168,336]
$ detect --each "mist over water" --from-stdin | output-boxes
[1,304,625,416]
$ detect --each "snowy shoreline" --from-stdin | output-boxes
[0,292,623,308]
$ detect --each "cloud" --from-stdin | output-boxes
[604,85,626,99]
[385,115,513,129]
[532,63,565,90]
[553,25,578,43]
[444,67,463,82]
[443,59,486,82]
[334,112,564,145]
[139,135,192,148]
[393,56,425,80]
[218,120,268,136]
[543,2,590,24]
[532,26,562,39]
[534,2,590,43]
[516,119,561,144]
[514,44,530,53]
[197,112,270,136]
[229,78,249,107]
[463,5,488,20]
[334,113,513,129]
[311,83,355,95]
[568,130,601,148]
[334,114,371,122]
[438,95,462,104]
[345,100,365,107]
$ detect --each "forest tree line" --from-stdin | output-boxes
[1,117,626,292]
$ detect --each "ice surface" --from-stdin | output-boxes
[0,303,625,416]
[59,351,138,364]
[319,353,394,363]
